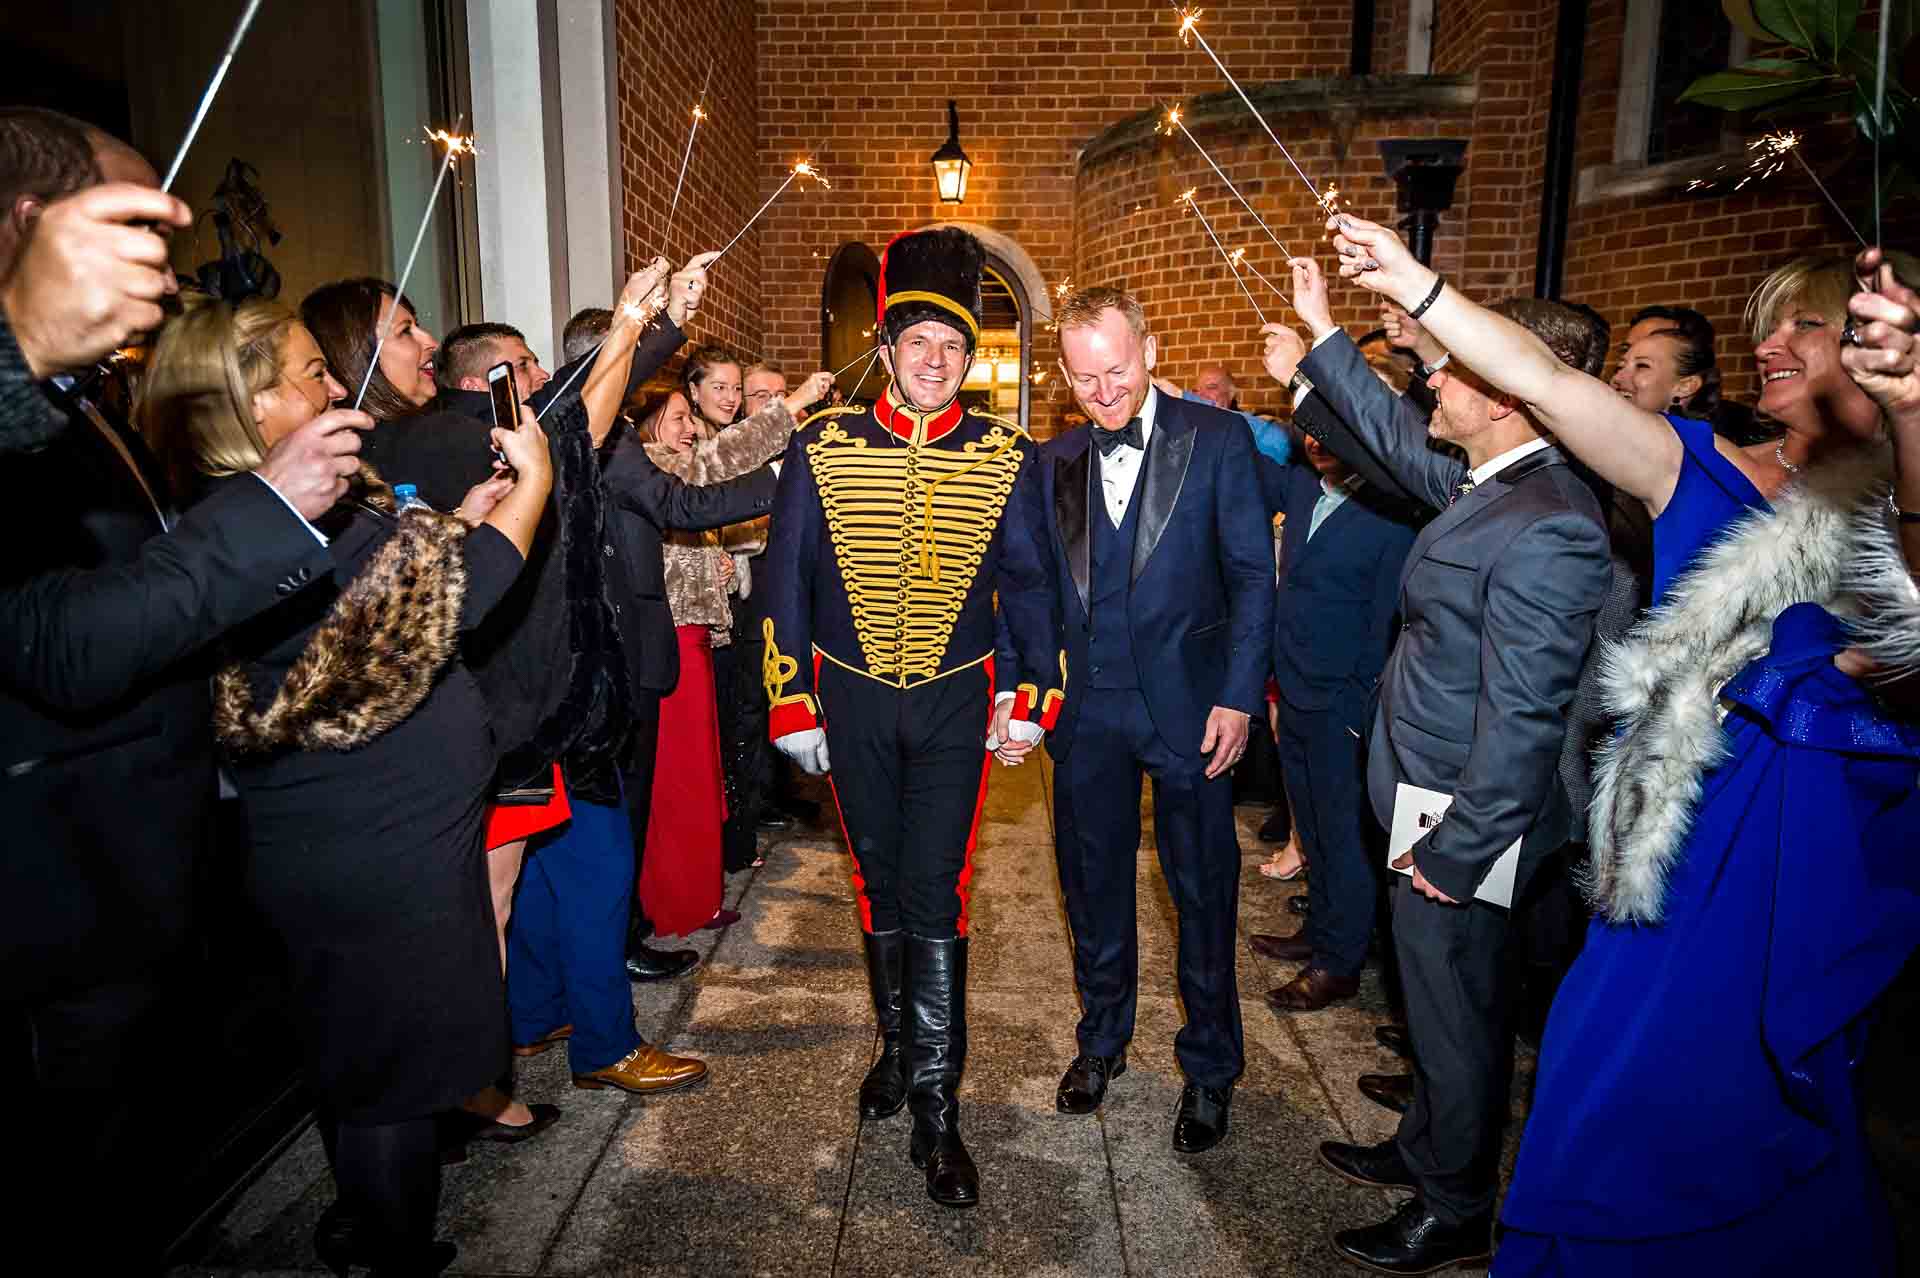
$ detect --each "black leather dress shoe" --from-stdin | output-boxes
[1374,1022,1412,1059]
[1359,1072,1414,1115]
[1317,1137,1416,1190]
[1171,1082,1231,1153]
[467,1102,564,1145]
[1055,1052,1125,1114]
[1249,930,1313,962]
[756,810,794,831]
[1329,1197,1492,1275]
[1287,895,1310,917]
[625,942,699,982]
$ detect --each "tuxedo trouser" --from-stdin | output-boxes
[817,660,992,939]
[1054,686,1244,1088]
[1391,874,1513,1225]
[619,690,663,937]
[507,789,645,1073]
[1275,696,1378,980]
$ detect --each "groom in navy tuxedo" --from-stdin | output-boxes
[996,287,1273,1152]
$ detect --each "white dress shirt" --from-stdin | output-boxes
[1096,385,1158,528]
[1306,473,1362,541]
[1468,437,1551,488]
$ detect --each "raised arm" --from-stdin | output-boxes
[1326,216,1685,513]
[602,432,777,533]
[646,371,832,488]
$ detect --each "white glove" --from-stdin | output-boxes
[775,727,831,775]
[987,717,1045,765]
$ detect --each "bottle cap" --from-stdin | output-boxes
[393,483,418,504]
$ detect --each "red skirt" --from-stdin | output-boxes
[483,762,570,851]
[638,626,728,936]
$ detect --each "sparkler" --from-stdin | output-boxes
[711,160,830,266]
[660,58,715,258]
[354,120,473,411]
[1685,132,1866,248]
[1230,247,1286,300]
[536,295,663,422]
[1179,189,1266,324]
[831,344,880,380]
[1873,0,1892,247]
[1174,7,1340,217]
[1161,104,1295,261]
[160,0,266,193]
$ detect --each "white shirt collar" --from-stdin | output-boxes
[1469,437,1550,487]
[1134,385,1158,445]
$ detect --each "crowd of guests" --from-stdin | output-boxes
[5,94,1920,1278]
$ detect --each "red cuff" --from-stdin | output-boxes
[769,696,820,740]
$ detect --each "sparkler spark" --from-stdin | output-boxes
[1171,5,1336,220]
[1180,190,1267,324]
[1230,247,1287,300]
[1162,102,1296,261]
[1685,130,1866,247]
[711,159,830,266]
[537,294,668,421]
[355,114,471,411]
[660,58,716,259]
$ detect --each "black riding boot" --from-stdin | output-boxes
[903,934,979,1209]
[858,930,907,1118]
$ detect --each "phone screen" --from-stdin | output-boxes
[487,361,516,470]
[487,361,517,430]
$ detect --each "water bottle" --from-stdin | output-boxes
[393,483,429,513]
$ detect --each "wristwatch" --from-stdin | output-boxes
[1287,368,1313,397]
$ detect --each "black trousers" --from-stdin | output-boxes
[714,627,775,872]
[1390,875,1514,1224]
[1275,695,1380,980]
[817,661,992,938]
[1053,686,1244,1088]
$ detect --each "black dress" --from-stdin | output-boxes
[222,495,525,1125]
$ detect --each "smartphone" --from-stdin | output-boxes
[486,360,516,470]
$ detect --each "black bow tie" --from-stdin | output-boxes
[1092,417,1144,456]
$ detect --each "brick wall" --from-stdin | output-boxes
[612,0,763,368]
[1557,0,1907,407]
[605,0,1907,423]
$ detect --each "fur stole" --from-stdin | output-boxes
[214,472,470,754]
[1586,445,1920,924]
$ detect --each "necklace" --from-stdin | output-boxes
[1774,441,1801,476]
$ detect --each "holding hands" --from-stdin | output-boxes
[1326,213,1437,313]
[256,408,369,520]
[617,257,672,323]
[1842,247,1920,426]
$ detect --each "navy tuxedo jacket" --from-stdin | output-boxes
[1257,456,1419,719]
[1013,394,1275,762]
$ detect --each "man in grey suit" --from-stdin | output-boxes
[1262,257,1611,1275]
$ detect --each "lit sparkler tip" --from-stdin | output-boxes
[1316,183,1343,215]
[1178,187,1198,205]
[793,160,831,188]
[423,126,476,156]
[1229,247,1246,263]
[1054,277,1072,299]
[693,105,707,121]
[1175,6,1202,44]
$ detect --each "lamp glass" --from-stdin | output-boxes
[933,154,971,203]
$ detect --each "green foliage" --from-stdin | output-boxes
[1688,1,1919,217]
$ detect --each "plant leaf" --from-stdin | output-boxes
[1753,0,1855,57]
[1681,66,1838,109]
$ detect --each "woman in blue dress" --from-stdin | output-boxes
[1328,216,1920,1276]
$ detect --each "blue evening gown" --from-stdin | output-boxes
[1495,419,1920,1276]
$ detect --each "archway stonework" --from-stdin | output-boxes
[922,221,1053,328]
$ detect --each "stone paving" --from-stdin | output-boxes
[171,755,1528,1278]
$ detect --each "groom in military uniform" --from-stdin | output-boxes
[761,226,1063,1209]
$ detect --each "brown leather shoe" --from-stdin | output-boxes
[1358,1071,1414,1114]
[1264,967,1359,1012]
[572,1043,708,1095]
[1248,930,1314,963]
[511,1024,573,1058]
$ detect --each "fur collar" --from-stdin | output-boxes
[214,483,469,754]
[1586,445,1919,924]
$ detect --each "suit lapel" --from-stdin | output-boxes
[1056,438,1092,617]
[1131,399,1195,583]
[1396,445,1566,596]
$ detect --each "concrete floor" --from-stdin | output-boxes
[170,754,1524,1278]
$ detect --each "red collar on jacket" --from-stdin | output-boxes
[875,385,965,444]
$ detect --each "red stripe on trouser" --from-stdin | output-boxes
[815,650,875,933]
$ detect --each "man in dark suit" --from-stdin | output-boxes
[1264,256,1610,1273]
[1007,286,1273,1154]
[1250,427,1418,1011]
[0,110,361,1272]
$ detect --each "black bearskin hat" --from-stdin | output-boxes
[876,226,984,354]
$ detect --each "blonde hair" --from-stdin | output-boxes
[1745,250,1920,343]
[1054,286,1149,342]
[139,294,294,492]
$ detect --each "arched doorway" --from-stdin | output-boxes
[815,227,1054,430]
